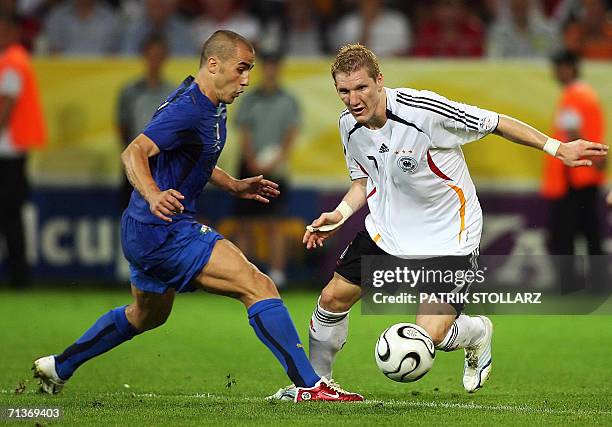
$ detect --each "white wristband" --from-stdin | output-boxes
[543,138,561,157]
[335,200,354,220]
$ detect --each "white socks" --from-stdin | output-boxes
[308,300,350,379]
[436,315,486,352]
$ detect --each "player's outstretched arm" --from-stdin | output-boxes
[494,114,608,167]
[303,178,368,249]
[121,133,184,222]
[210,166,280,203]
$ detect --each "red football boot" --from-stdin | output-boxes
[294,378,364,402]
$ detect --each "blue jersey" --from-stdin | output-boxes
[125,76,227,224]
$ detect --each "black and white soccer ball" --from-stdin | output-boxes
[375,323,435,382]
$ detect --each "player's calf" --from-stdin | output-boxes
[126,286,174,331]
[415,309,457,346]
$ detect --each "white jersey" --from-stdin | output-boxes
[340,87,499,257]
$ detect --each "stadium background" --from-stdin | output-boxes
[0,59,609,284]
[1,1,611,425]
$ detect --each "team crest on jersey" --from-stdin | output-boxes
[397,156,419,173]
[200,225,212,234]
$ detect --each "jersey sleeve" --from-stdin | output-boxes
[412,90,499,149]
[340,116,368,181]
[142,104,196,151]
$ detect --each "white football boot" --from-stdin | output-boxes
[266,383,296,401]
[33,356,66,394]
[463,316,493,393]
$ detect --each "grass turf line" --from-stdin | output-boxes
[0,288,611,425]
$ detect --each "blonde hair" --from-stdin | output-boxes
[331,44,381,82]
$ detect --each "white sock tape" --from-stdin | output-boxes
[543,138,561,157]
[336,200,354,220]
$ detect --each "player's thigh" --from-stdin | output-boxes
[191,239,279,304]
[415,303,456,345]
[319,273,362,312]
[126,284,175,330]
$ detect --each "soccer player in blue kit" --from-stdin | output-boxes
[33,30,362,402]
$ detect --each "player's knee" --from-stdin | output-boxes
[239,267,279,303]
[319,287,352,313]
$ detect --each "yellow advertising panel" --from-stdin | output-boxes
[30,59,611,187]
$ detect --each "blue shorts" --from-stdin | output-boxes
[121,212,223,294]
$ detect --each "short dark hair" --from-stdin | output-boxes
[199,30,254,68]
[552,50,580,67]
[140,32,168,55]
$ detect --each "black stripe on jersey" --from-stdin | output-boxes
[397,91,480,124]
[397,96,478,130]
[386,109,425,133]
[347,122,364,142]
[397,93,479,129]
[338,109,350,129]
[397,98,479,131]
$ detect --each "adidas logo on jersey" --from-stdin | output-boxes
[379,143,389,153]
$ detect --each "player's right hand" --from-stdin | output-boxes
[303,211,343,249]
[147,189,185,222]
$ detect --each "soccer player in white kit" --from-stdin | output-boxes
[268,44,608,400]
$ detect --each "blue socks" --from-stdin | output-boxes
[54,299,320,388]
[55,305,141,380]
[248,298,320,388]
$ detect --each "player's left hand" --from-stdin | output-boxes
[556,140,608,167]
[233,175,280,203]
[606,190,612,207]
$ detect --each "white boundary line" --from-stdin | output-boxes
[3,389,610,417]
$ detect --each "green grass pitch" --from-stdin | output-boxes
[1,288,611,426]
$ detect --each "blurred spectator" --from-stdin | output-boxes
[121,0,194,57]
[542,51,607,292]
[487,0,560,58]
[0,13,46,288]
[41,0,120,55]
[192,0,259,46]
[251,0,288,56]
[411,0,484,57]
[331,0,411,57]
[0,0,43,51]
[564,0,612,59]
[116,34,174,208]
[285,0,323,56]
[233,52,300,288]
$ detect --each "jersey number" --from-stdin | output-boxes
[366,155,379,172]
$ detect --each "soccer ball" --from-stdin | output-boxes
[375,323,435,382]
